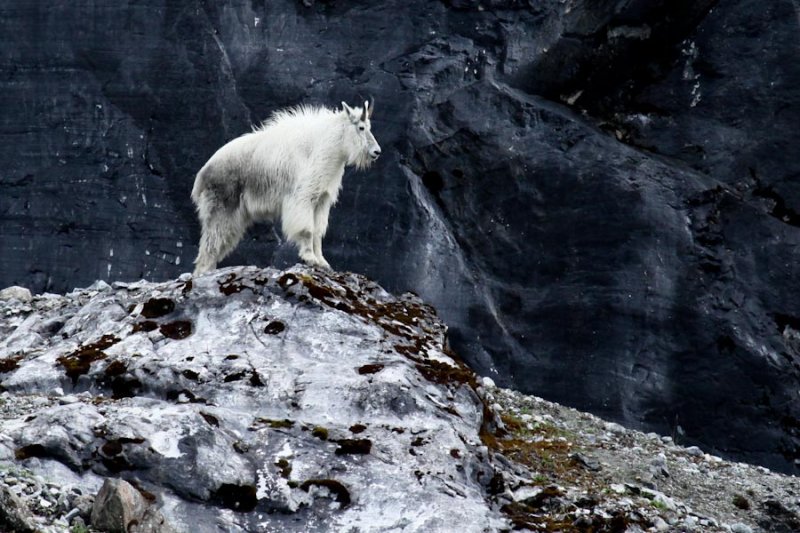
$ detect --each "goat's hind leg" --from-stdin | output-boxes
[193,194,248,276]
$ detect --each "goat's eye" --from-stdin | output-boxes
[359,125,365,131]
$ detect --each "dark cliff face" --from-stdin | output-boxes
[1,0,799,472]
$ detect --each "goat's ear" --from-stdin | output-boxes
[360,101,368,122]
[367,98,374,119]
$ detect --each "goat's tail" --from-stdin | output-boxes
[190,170,205,205]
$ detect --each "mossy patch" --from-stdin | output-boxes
[104,360,127,377]
[733,493,751,510]
[132,320,158,333]
[160,320,192,339]
[311,427,329,440]
[251,418,294,430]
[299,479,351,507]
[140,298,175,319]
[275,458,292,478]
[335,438,372,455]
[357,363,384,375]
[57,334,120,384]
[415,358,475,387]
[218,273,246,295]
[0,355,23,374]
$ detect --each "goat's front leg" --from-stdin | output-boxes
[282,196,321,267]
[313,195,333,270]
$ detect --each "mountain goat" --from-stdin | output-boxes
[191,101,381,275]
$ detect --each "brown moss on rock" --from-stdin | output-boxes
[357,363,384,375]
[335,438,372,455]
[132,320,158,333]
[104,360,127,377]
[0,354,23,374]
[57,334,120,384]
[218,273,246,295]
[275,458,292,478]
[159,320,192,339]
[250,418,294,430]
[140,297,175,318]
[311,427,329,441]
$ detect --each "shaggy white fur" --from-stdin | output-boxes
[191,101,381,275]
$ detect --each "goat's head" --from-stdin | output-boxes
[341,100,381,169]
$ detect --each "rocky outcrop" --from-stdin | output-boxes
[0,266,509,531]
[1,0,799,474]
[2,267,799,533]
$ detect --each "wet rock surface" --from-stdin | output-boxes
[1,0,799,474]
[0,266,507,531]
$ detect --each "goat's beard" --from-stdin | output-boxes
[352,150,374,171]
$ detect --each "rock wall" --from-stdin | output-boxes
[1,0,799,471]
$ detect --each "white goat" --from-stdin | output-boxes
[191,101,381,275]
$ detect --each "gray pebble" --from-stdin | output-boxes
[686,446,704,457]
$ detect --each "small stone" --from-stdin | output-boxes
[571,452,601,471]
[651,453,667,468]
[730,524,753,533]
[59,395,80,405]
[661,436,673,444]
[653,517,670,532]
[481,376,496,388]
[686,446,704,457]
[91,478,148,533]
[0,484,37,532]
[0,286,32,302]
[610,483,626,494]
[605,422,625,434]
[87,280,112,291]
